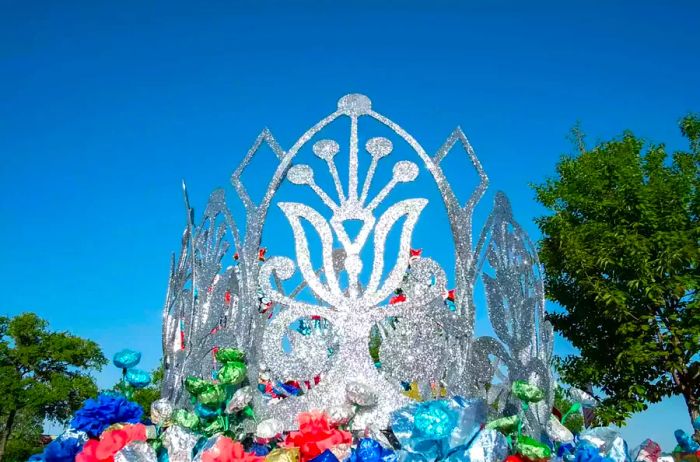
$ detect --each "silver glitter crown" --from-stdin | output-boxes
[161,94,554,436]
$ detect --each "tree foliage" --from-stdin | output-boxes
[0,313,106,461]
[553,387,584,434]
[533,115,700,427]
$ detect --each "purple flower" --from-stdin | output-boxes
[70,393,143,437]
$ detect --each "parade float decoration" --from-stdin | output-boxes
[160,93,554,435]
[35,94,670,462]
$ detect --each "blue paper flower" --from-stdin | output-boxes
[70,393,143,437]
[42,437,84,462]
[27,454,44,462]
[125,368,151,389]
[113,349,141,369]
[349,438,397,462]
[390,397,486,462]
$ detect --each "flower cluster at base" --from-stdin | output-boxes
[28,349,699,462]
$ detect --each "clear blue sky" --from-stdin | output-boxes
[1,0,698,451]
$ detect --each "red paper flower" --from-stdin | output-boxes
[258,248,267,261]
[76,424,147,462]
[390,294,406,304]
[284,411,352,461]
[505,456,526,462]
[201,438,264,462]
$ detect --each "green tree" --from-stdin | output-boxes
[533,115,700,430]
[1,412,42,462]
[0,313,107,461]
[554,387,584,434]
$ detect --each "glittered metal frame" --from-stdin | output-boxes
[161,94,553,436]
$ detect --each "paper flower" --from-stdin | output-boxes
[40,436,85,462]
[200,437,265,462]
[390,397,486,462]
[112,349,141,369]
[70,394,143,438]
[284,411,352,462]
[75,423,147,462]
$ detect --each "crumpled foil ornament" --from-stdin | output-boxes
[114,349,142,369]
[515,435,551,460]
[151,399,174,425]
[346,382,378,407]
[173,409,199,429]
[227,386,253,413]
[257,418,284,439]
[485,415,519,435]
[349,438,396,462]
[114,440,158,462]
[631,439,661,462]
[546,415,574,443]
[126,369,152,389]
[390,397,486,462]
[580,427,630,462]
[162,425,200,462]
[569,388,597,407]
[511,381,544,404]
[266,448,300,462]
[216,348,246,363]
[455,429,508,462]
[329,444,352,461]
[218,361,247,385]
[327,404,356,427]
[309,450,339,462]
[674,429,700,452]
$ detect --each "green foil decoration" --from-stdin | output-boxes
[198,383,226,405]
[172,409,199,429]
[185,376,209,397]
[486,415,520,434]
[512,380,545,403]
[203,415,225,435]
[215,348,245,364]
[516,435,552,460]
[217,362,247,385]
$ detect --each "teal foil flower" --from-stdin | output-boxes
[390,397,486,462]
[113,349,141,369]
[125,368,151,389]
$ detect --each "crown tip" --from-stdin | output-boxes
[337,94,371,116]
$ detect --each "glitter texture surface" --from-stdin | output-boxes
[161,94,553,436]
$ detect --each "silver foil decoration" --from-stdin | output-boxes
[114,441,158,462]
[546,415,574,443]
[463,429,510,462]
[227,385,253,413]
[327,403,356,426]
[161,94,553,435]
[151,398,174,425]
[256,418,284,439]
[162,425,199,462]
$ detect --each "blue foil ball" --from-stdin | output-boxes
[113,349,141,369]
[414,402,454,439]
[125,368,151,389]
